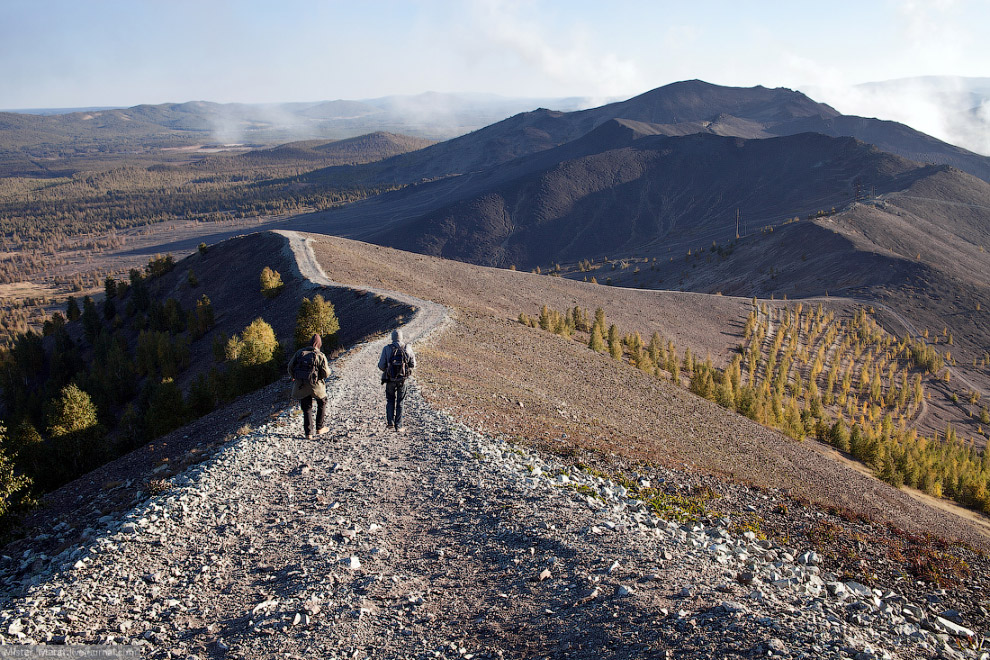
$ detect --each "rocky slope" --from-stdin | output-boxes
[0,233,984,659]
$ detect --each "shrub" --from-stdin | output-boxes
[260,267,284,299]
[236,318,278,366]
[0,426,31,522]
[294,295,340,350]
[146,254,176,279]
[46,384,99,439]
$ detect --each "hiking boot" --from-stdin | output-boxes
[306,433,314,440]
[386,422,394,429]
[317,426,330,436]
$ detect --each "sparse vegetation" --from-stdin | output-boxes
[525,300,990,515]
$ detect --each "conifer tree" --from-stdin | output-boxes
[538,305,552,331]
[588,325,605,353]
[260,267,284,299]
[104,275,117,300]
[66,296,80,322]
[607,325,622,360]
[648,332,662,365]
[717,377,736,411]
[294,295,340,350]
[81,296,100,342]
[593,308,606,333]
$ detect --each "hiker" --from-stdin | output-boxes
[288,333,332,439]
[378,329,416,432]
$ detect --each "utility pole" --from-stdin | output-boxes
[735,208,740,239]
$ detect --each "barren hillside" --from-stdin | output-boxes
[306,234,987,544]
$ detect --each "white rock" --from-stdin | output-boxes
[343,556,361,570]
[845,581,873,599]
[935,616,976,639]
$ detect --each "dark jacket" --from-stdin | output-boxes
[288,347,331,399]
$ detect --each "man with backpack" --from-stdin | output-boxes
[288,333,332,439]
[378,329,416,432]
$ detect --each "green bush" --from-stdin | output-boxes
[294,294,340,350]
[46,384,99,439]
[237,318,278,366]
[0,426,31,523]
[260,267,284,299]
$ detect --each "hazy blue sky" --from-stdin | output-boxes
[2,0,986,109]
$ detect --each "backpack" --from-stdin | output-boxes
[292,349,321,387]
[385,344,409,382]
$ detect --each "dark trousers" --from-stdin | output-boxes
[385,380,407,427]
[300,395,327,436]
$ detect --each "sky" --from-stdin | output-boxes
[1,0,988,149]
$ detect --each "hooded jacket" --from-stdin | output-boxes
[378,339,416,380]
[288,346,331,399]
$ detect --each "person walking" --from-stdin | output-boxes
[288,333,332,439]
[378,329,416,432]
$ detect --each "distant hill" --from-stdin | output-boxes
[318,80,990,186]
[220,133,436,167]
[0,93,598,158]
[293,124,946,268]
[804,76,990,157]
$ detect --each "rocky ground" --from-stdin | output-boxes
[0,234,985,659]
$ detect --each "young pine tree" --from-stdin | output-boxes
[294,295,340,350]
[260,267,284,299]
[588,325,606,353]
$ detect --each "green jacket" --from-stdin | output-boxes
[288,347,331,399]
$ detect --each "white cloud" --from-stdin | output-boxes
[467,0,644,102]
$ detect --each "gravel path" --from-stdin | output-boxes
[0,233,979,659]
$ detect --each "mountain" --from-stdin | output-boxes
[319,80,990,186]
[291,123,947,267]
[287,84,990,404]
